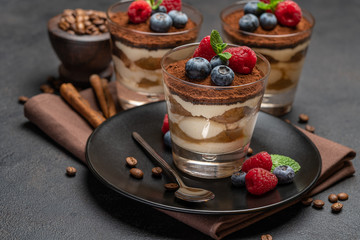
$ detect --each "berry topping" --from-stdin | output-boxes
[192,36,217,61]
[151,5,167,15]
[244,1,264,16]
[185,57,212,80]
[245,168,278,195]
[259,12,277,30]
[161,113,169,134]
[128,0,152,24]
[210,65,234,86]
[161,0,182,12]
[231,171,247,187]
[210,55,229,69]
[273,165,295,184]
[150,13,173,32]
[224,46,257,74]
[241,151,272,172]
[163,131,172,148]
[168,10,188,28]
[239,13,259,32]
[275,0,302,27]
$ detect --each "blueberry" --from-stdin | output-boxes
[164,131,172,148]
[151,5,167,15]
[150,13,173,33]
[168,10,188,28]
[259,12,277,30]
[210,65,234,86]
[185,57,212,80]
[244,1,264,17]
[273,165,295,184]
[231,171,246,187]
[210,55,229,69]
[239,13,259,32]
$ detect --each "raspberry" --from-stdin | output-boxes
[241,151,272,172]
[128,0,152,24]
[161,114,169,134]
[245,168,278,195]
[161,0,182,12]
[275,0,302,27]
[192,36,217,61]
[224,46,257,74]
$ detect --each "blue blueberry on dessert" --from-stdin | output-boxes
[273,165,295,184]
[150,13,173,32]
[211,65,234,86]
[168,10,188,28]
[185,57,212,80]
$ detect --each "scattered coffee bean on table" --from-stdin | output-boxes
[328,193,338,203]
[247,147,253,156]
[66,166,77,176]
[18,96,29,104]
[40,84,55,94]
[337,192,349,201]
[152,167,163,177]
[130,168,143,179]
[126,156,137,167]
[301,197,313,206]
[164,183,179,191]
[331,202,343,212]
[261,234,272,240]
[298,113,309,123]
[312,199,325,209]
[305,124,315,133]
[284,119,291,124]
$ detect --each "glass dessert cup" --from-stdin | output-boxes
[161,43,270,179]
[107,0,203,110]
[220,2,315,116]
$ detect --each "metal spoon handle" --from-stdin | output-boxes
[132,132,185,187]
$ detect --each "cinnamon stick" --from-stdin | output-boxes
[60,83,105,128]
[101,78,116,118]
[90,74,116,118]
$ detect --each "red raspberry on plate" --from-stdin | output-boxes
[161,0,182,12]
[128,0,152,24]
[241,151,272,172]
[161,114,169,134]
[192,36,217,61]
[275,0,302,27]
[223,46,257,74]
[245,168,278,195]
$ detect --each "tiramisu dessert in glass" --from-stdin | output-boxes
[161,30,270,179]
[107,0,202,109]
[220,0,314,116]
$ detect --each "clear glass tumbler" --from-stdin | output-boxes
[161,43,270,179]
[220,2,315,116]
[107,0,203,109]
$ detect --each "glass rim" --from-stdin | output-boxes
[161,42,271,90]
[106,0,203,37]
[220,1,315,38]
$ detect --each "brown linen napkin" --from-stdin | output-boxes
[24,82,356,240]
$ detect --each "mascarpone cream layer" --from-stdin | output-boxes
[114,41,170,62]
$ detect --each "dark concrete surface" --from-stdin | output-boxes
[1,0,359,239]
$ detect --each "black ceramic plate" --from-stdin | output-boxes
[86,101,321,214]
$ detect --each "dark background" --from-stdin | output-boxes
[1,0,359,239]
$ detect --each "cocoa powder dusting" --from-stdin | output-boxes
[222,10,314,49]
[164,59,265,105]
[108,12,199,49]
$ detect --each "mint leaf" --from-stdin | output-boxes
[210,30,224,55]
[218,52,232,61]
[270,154,301,173]
[257,0,283,12]
[147,0,163,10]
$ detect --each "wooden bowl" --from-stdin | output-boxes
[48,14,113,88]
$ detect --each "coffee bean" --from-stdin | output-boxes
[164,183,179,191]
[152,167,163,177]
[313,199,325,209]
[261,234,272,240]
[328,194,338,203]
[301,197,313,206]
[59,21,70,31]
[284,118,291,124]
[40,84,55,94]
[66,166,77,177]
[247,147,253,156]
[130,168,143,179]
[125,156,137,167]
[298,113,309,123]
[18,96,29,104]
[331,202,343,212]
[337,192,349,201]
[305,124,315,133]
